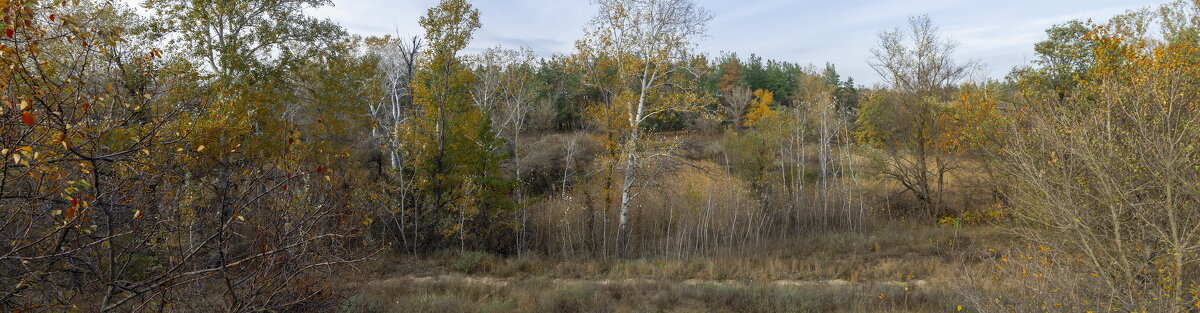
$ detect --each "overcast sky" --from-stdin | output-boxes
[307,0,1165,86]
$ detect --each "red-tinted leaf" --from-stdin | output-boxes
[282,184,288,192]
[316,166,324,174]
[21,112,36,126]
[81,102,90,111]
[287,138,294,144]
[71,198,78,207]
[5,29,12,38]
[49,14,55,22]
[65,206,76,221]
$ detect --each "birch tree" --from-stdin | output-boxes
[575,0,712,255]
[498,49,541,250]
[471,46,541,250]
[368,35,422,170]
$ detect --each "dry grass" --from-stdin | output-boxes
[527,157,769,258]
[338,224,1015,312]
[338,274,966,313]
[371,224,1010,281]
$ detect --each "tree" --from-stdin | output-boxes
[145,0,373,309]
[742,89,775,128]
[363,35,424,252]
[717,56,744,91]
[404,0,515,251]
[1,1,371,311]
[367,35,423,170]
[497,49,541,251]
[798,72,862,232]
[869,15,974,96]
[822,63,860,117]
[1007,20,1096,100]
[145,0,344,79]
[534,56,592,131]
[861,15,975,215]
[471,46,542,250]
[1000,17,1200,312]
[0,3,185,309]
[939,84,1006,157]
[717,56,751,129]
[575,0,712,256]
[721,86,752,129]
[741,55,801,107]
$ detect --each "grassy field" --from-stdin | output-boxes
[335,223,1014,312]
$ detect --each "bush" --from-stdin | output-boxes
[452,251,494,273]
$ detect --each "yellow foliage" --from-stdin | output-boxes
[743,89,775,128]
[939,86,1007,155]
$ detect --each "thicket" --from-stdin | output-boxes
[4,0,1200,311]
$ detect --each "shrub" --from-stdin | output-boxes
[452,251,495,273]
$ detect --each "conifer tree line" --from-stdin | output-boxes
[3,0,1200,311]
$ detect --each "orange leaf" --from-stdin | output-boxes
[64,206,76,221]
[21,112,36,126]
[81,102,90,112]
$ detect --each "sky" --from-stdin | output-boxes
[308,0,1168,86]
